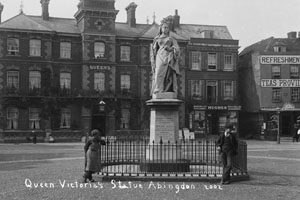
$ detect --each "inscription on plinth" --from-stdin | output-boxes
[150,109,179,143]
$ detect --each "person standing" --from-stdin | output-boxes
[296,127,300,142]
[292,124,298,142]
[83,129,106,183]
[216,124,238,184]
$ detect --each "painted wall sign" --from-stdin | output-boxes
[89,65,111,70]
[260,55,300,64]
[261,79,300,87]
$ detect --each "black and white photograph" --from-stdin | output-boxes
[0,0,299,199]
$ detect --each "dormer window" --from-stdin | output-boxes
[200,30,214,39]
[273,46,286,52]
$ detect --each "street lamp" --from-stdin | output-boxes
[275,107,280,144]
[98,100,106,112]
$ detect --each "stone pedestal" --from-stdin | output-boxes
[141,94,189,172]
[146,96,183,143]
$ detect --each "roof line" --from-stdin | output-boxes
[27,15,76,21]
[180,23,228,28]
[0,13,52,31]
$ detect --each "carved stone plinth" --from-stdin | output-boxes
[146,96,183,143]
[142,94,189,172]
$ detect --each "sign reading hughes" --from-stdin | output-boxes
[260,55,300,64]
[261,79,300,87]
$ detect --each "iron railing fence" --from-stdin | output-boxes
[97,139,247,179]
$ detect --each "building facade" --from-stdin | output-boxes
[0,0,239,142]
[239,31,300,140]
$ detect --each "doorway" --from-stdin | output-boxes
[91,115,106,136]
[207,112,218,135]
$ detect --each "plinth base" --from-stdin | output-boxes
[140,160,190,172]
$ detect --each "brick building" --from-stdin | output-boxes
[0,0,239,142]
[239,31,300,140]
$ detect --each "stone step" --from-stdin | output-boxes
[280,137,293,142]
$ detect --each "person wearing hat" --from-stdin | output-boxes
[83,129,106,183]
[216,124,238,184]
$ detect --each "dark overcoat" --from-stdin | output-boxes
[84,136,105,172]
[216,133,238,156]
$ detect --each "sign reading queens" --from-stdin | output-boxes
[260,55,300,64]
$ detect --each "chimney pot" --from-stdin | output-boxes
[287,31,297,39]
[40,0,50,21]
[0,2,4,23]
[173,9,180,29]
[126,2,137,27]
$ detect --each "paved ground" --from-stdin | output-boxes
[0,140,299,200]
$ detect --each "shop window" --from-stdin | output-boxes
[94,42,105,58]
[291,88,300,102]
[290,65,299,79]
[120,74,130,90]
[121,108,130,129]
[60,42,71,59]
[29,108,40,129]
[207,53,217,71]
[60,108,71,128]
[224,54,234,71]
[272,88,282,102]
[60,72,71,89]
[189,110,205,133]
[29,39,41,56]
[94,72,105,91]
[191,51,201,70]
[7,71,19,89]
[7,107,18,130]
[271,65,281,79]
[120,46,131,61]
[219,111,237,134]
[7,38,19,55]
[29,71,41,89]
[190,80,204,100]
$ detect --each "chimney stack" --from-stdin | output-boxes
[126,2,137,27]
[0,2,4,23]
[287,31,297,39]
[173,9,180,28]
[40,0,50,21]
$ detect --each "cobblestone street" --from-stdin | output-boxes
[0,140,299,200]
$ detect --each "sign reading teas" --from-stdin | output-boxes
[260,55,300,64]
[261,79,300,87]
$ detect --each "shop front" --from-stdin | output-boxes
[261,107,300,140]
[188,105,240,139]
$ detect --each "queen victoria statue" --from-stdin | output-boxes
[150,22,180,98]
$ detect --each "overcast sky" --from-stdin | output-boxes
[0,0,300,52]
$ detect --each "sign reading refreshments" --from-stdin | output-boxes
[261,79,300,87]
[260,55,300,64]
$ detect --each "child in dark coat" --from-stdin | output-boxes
[83,129,106,183]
